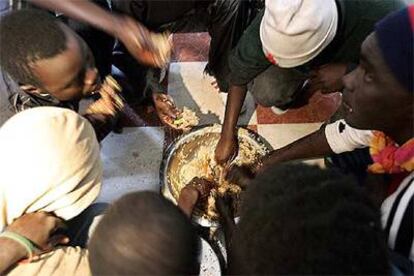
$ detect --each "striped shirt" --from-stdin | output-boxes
[382,172,414,262]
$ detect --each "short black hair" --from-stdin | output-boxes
[88,191,200,275]
[0,9,67,87]
[229,163,389,275]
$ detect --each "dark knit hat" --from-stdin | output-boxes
[375,5,414,93]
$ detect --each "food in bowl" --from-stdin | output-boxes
[167,125,269,221]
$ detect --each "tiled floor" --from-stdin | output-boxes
[98,32,341,203]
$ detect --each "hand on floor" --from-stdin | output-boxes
[152,93,181,129]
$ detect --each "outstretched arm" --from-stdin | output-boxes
[259,127,332,172]
[29,0,164,67]
[215,85,247,164]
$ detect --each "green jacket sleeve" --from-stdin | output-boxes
[228,10,271,86]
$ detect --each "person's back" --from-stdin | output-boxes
[229,163,390,274]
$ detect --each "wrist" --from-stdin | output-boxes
[0,236,28,261]
[221,128,237,140]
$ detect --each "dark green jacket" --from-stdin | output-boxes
[228,0,406,87]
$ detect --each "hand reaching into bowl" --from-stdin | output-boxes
[177,178,215,218]
[225,165,256,190]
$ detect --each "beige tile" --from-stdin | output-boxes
[168,62,257,126]
[257,123,325,167]
[97,127,165,203]
[257,123,323,150]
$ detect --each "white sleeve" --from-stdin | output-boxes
[324,120,374,154]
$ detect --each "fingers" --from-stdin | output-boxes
[225,165,254,190]
[47,234,69,248]
[215,194,235,220]
[154,94,181,127]
[210,81,220,92]
[163,104,179,119]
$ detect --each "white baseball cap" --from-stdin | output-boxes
[260,0,338,68]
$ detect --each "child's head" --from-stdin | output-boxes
[230,163,389,274]
[0,9,99,102]
[88,191,200,275]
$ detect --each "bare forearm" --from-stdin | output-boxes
[222,85,247,139]
[261,127,333,169]
[29,0,121,37]
[0,238,26,273]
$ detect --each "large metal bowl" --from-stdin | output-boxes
[160,125,272,227]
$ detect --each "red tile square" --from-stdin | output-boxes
[245,125,258,133]
[171,32,210,62]
[256,92,341,124]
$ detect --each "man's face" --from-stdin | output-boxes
[342,32,412,131]
[29,23,100,102]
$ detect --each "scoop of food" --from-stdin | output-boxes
[172,107,199,131]
[85,76,124,116]
[153,93,199,130]
[166,125,269,224]
[176,137,261,220]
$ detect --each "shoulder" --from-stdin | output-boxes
[325,120,374,154]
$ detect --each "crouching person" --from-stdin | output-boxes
[0,107,103,274]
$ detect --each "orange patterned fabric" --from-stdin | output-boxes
[368,131,414,174]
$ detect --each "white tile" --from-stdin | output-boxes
[258,123,323,150]
[97,127,164,203]
[257,123,325,167]
[168,62,257,126]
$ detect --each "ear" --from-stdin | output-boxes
[19,84,43,94]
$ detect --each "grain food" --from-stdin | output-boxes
[173,107,199,130]
[86,76,124,116]
[168,126,268,221]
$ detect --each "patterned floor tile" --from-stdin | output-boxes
[256,92,342,124]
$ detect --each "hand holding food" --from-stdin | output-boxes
[153,93,180,127]
[172,107,199,131]
[116,16,171,68]
[85,76,124,117]
[153,93,199,131]
[168,126,269,222]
